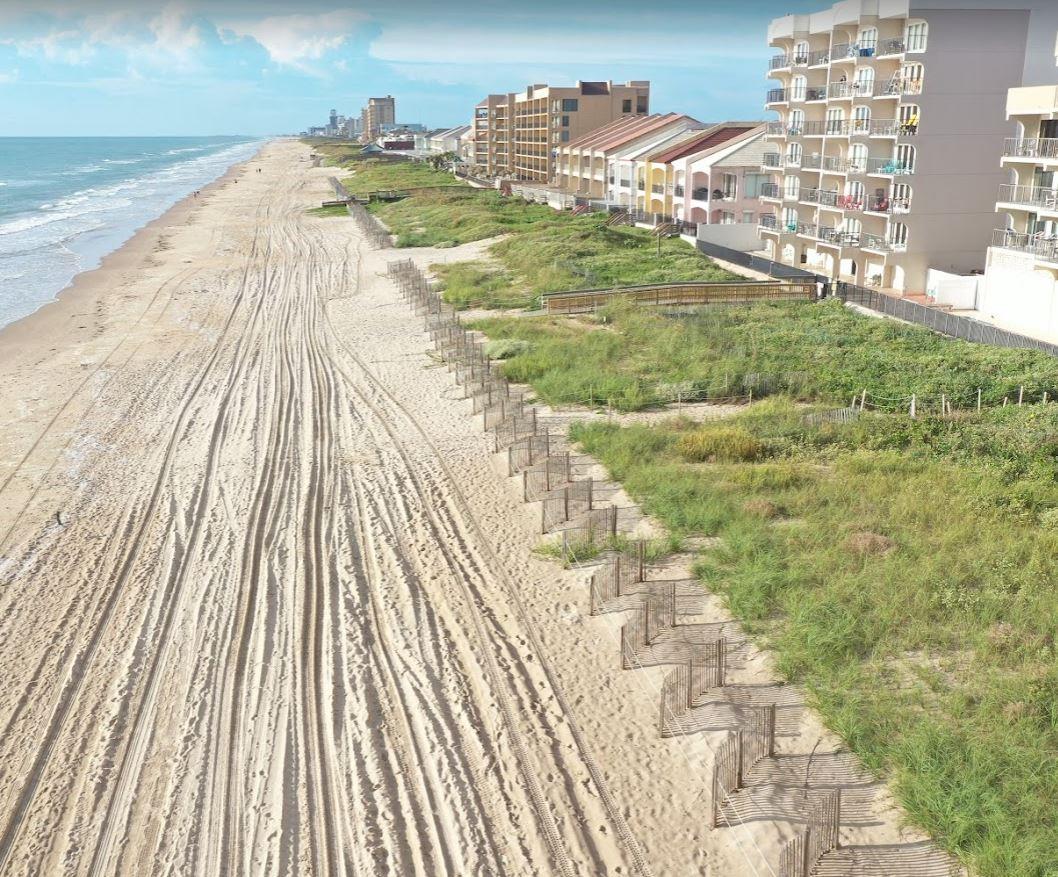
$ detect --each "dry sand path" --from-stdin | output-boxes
[0,141,675,876]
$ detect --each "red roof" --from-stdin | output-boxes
[646,123,762,164]
[566,113,700,154]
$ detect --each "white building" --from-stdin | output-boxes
[759,0,1058,292]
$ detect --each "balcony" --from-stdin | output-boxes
[862,119,900,137]
[805,86,829,102]
[862,157,915,176]
[802,153,851,173]
[997,184,1058,212]
[1003,138,1058,161]
[759,214,778,230]
[674,185,685,197]
[878,77,924,97]
[861,232,907,253]
[878,37,905,56]
[767,88,789,104]
[651,183,665,194]
[991,228,1058,262]
[766,121,787,137]
[801,187,842,208]
[808,47,831,66]
[769,53,790,70]
[760,182,781,200]
[692,187,710,201]
[864,195,911,215]
[762,153,782,168]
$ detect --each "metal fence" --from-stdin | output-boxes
[835,282,1058,356]
[695,239,829,284]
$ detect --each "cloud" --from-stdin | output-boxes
[222,10,366,71]
[0,68,19,84]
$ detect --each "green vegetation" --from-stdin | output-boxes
[306,204,351,218]
[570,401,1058,877]
[470,300,1058,410]
[343,159,465,196]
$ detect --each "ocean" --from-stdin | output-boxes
[0,136,266,329]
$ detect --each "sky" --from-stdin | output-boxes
[0,0,824,136]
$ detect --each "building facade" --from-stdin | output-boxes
[360,95,396,143]
[471,81,650,182]
[758,0,1058,292]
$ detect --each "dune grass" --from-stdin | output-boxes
[570,400,1058,877]
[306,204,350,218]
[469,300,1058,410]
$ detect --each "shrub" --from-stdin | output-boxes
[485,339,531,360]
[676,426,766,463]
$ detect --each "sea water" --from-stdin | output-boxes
[0,136,266,329]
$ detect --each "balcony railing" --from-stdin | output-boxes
[760,182,781,199]
[801,187,842,208]
[878,37,905,55]
[674,185,685,197]
[991,228,1058,262]
[808,47,831,66]
[769,53,790,70]
[878,77,924,97]
[805,86,829,101]
[762,153,782,168]
[802,153,851,173]
[827,81,871,99]
[1004,138,1058,160]
[862,232,907,252]
[766,121,786,136]
[758,214,781,230]
[692,187,710,201]
[862,157,915,175]
[767,88,789,103]
[864,195,911,214]
[860,119,900,137]
[651,184,665,194]
[997,184,1058,211]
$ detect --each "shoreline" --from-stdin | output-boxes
[0,140,272,353]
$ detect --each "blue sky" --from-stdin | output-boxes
[0,1,823,135]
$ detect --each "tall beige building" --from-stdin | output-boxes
[471,81,650,182]
[360,95,396,143]
[759,0,1058,292]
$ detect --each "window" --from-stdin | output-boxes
[782,207,799,231]
[850,143,869,173]
[853,105,871,133]
[783,174,800,200]
[854,66,875,94]
[896,144,916,172]
[791,75,807,101]
[906,21,928,52]
[786,142,803,165]
[898,104,920,135]
[794,40,809,64]
[622,99,632,113]
[561,115,570,127]
[636,96,648,113]
[722,173,738,199]
[742,210,755,224]
[743,173,767,198]
[892,183,912,212]
[561,98,578,111]
[900,63,924,94]
[890,222,909,248]
[561,130,570,142]
[825,107,845,134]
[843,180,865,209]
[857,27,878,54]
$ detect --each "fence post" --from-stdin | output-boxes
[909,394,916,419]
[977,387,982,413]
[1019,385,1024,406]
[860,388,867,410]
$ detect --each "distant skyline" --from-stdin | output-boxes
[0,1,825,136]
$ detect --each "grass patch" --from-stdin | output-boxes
[470,300,1058,410]
[571,402,1058,876]
[342,159,464,196]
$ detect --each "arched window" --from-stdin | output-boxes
[786,142,803,165]
[791,75,807,101]
[900,63,924,95]
[783,174,801,200]
[782,207,799,231]
[789,109,805,134]
[825,107,845,134]
[850,143,869,173]
[857,27,878,55]
[794,40,810,64]
[896,144,916,172]
[898,104,920,135]
[906,21,928,52]
[890,222,909,249]
[842,217,862,237]
[843,180,865,209]
[853,105,871,133]
[854,66,875,95]
[892,183,912,212]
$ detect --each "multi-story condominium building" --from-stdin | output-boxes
[759,0,1058,292]
[472,81,650,182]
[553,114,703,200]
[360,95,396,143]
[979,81,1058,339]
[471,94,514,176]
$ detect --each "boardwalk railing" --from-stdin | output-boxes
[542,280,817,314]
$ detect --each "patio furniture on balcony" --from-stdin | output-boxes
[1003,138,1058,160]
[991,228,1058,261]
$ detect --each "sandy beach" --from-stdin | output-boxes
[0,139,949,877]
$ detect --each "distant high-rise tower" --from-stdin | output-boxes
[329,108,338,132]
[360,96,397,142]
